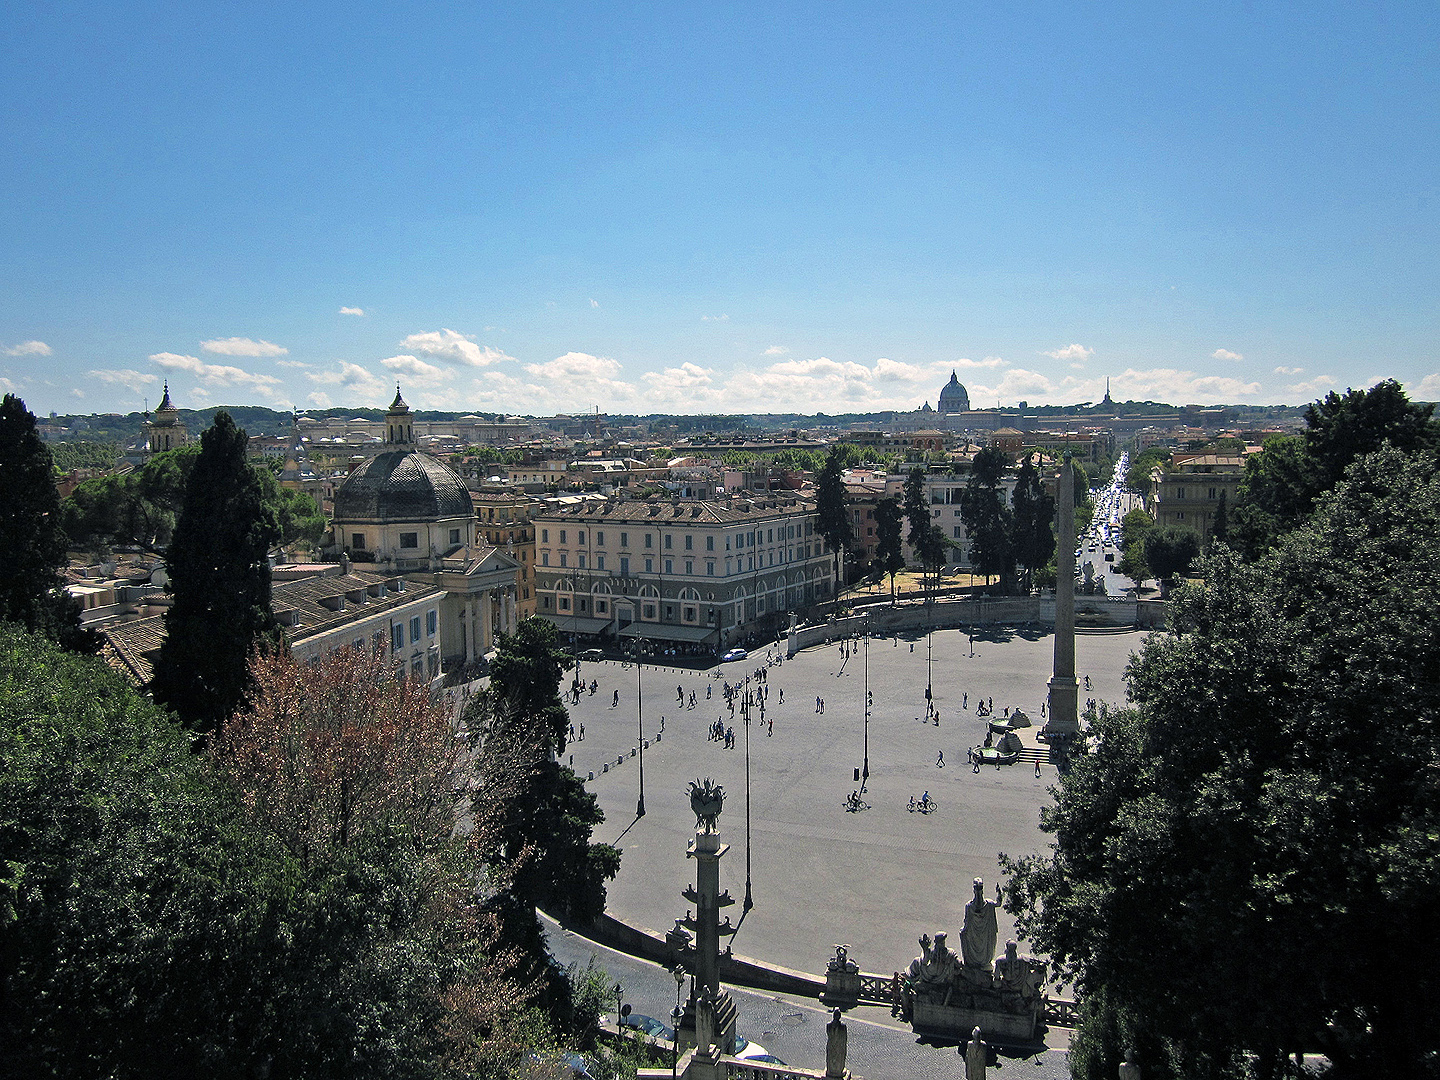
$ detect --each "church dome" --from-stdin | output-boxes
[937,370,970,414]
[333,450,472,522]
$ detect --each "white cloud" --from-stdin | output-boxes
[307,391,333,408]
[1043,344,1093,361]
[200,337,288,357]
[955,356,1008,369]
[0,377,17,393]
[702,314,729,322]
[1273,366,1304,375]
[306,361,389,401]
[590,298,600,308]
[70,388,84,398]
[276,359,309,369]
[643,362,720,405]
[5,340,52,356]
[149,352,285,399]
[338,306,365,316]
[87,368,159,393]
[1285,375,1338,397]
[1212,348,1244,362]
[379,354,449,382]
[1409,374,1440,400]
[399,329,513,367]
[763,345,789,356]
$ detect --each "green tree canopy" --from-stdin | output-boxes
[150,412,282,735]
[960,447,1015,590]
[815,446,853,605]
[1010,453,1055,592]
[875,496,905,602]
[903,466,928,552]
[1002,445,1440,1079]
[1115,507,1154,583]
[1143,524,1201,594]
[0,394,95,652]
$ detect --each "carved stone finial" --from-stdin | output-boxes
[688,778,724,832]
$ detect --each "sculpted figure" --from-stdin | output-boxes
[961,878,1002,969]
[965,1026,987,1080]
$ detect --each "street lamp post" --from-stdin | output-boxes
[614,983,624,1026]
[925,601,934,719]
[742,674,754,913]
[671,966,686,1079]
[862,614,870,791]
[634,637,646,818]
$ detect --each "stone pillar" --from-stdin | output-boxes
[678,825,737,1057]
[463,599,476,666]
[480,589,493,654]
[1047,455,1080,736]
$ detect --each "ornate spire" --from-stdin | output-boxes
[156,381,174,412]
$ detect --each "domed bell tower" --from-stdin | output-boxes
[385,386,414,447]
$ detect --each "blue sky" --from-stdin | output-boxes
[3,1,1438,417]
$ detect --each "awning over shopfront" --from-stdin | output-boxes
[542,615,616,636]
[616,622,720,644]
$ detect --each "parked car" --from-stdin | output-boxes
[721,647,749,662]
[733,1037,773,1061]
[579,648,605,661]
[620,1013,675,1040]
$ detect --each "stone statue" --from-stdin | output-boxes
[965,1026,987,1080]
[961,878,1002,969]
[688,778,724,832]
[828,944,858,974]
[825,1007,848,1078]
[961,879,1002,968]
[907,932,958,989]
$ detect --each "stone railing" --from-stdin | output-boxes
[638,1049,826,1080]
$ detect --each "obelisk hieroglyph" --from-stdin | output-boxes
[1047,454,1080,735]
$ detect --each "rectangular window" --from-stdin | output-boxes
[620,556,630,574]
[685,535,693,550]
[596,531,604,545]
[1177,488,1186,500]
[559,529,567,544]
[426,610,437,635]
[707,561,715,576]
[542,596,551,608]
[645,533,653,548]
[559,553,567,567]
[391,623,404,650]
[665,604,675,619]
[665,558,673,573]
[449,528,461,545]
[412,657,424,681]
[684,560,693,574]
[768,529,774,542]
[400,532,419,548]
[645,557,653,572]
[706,535,714,551]
[559,595,571,611]
[578,597,587,612]
[542,528,549,543]
[954,526,964,538]
[576,531,584,544]
[541,552,550,566]
[578,553,586,568]
[597,599,608,613]
[665,534,673,549]
[643,603,657,619]
[1208,487,1217,500]
[683,606,697,623]
[351,533,365,549]
[596,555,605,570]
[620,532,628,547]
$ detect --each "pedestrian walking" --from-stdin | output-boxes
[612,689,620,707]
[578,724,585,740]
[937,749,945,768]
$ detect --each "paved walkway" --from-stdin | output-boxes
[562,624,1153,986]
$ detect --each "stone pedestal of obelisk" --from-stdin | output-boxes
[1046,454,1080,740]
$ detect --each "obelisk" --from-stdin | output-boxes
[676,781,738,1059]
[1046,453,1080,736]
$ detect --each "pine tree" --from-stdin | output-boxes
[875,497,905,602]
[0,395,95,651]
[151,411,281,735]
[815,446,853,610]
[1010,453,1055,593]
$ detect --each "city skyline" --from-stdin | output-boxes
[3,2,1438,417]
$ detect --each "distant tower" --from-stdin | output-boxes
[385,385,415,446]
[1101,378,1114,408]
[145,382,189,453]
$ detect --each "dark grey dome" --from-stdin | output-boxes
[333,450,472,522]
[938,370,970,414]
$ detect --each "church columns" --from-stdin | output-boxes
[480,589,493,653]
[464,599,478,666]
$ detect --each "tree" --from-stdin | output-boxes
[1010,454,1055,593]
[902,466,928,556]
[875,497,905,602]
[0,394,95,652]
[1143,524,1201,596]
[468,618,621,937]
[960,447,1015,591]
[1115,507,1154,584]
[1209,488,1228,546]
[815,446,853,609]
[1002,445,1440,1079]
[1233,381,1440,557]
[151,412,282,735]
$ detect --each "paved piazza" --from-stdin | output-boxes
[559,625,1157,980]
